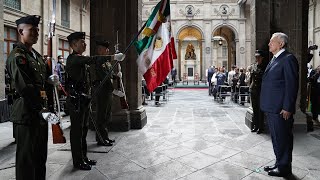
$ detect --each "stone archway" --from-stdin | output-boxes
[176,27,203,82]
[212,26,237,71]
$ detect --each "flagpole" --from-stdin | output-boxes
[123,21,147,54]
[92,21,147,98]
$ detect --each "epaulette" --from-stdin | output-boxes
[14,49,27,65]
[14,49,26,59]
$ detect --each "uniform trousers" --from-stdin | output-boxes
[266,113,293,169]
[251,89,264,130]
[96,91,112,141]
[310,91,320,120]
[15,120,48,180]
[68,97,89,165]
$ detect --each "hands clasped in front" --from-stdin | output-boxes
[48,74,60,86]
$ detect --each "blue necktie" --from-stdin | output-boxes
[268,56,276,67]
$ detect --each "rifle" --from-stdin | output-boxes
[47,0,66,144]
[114,31,129,109]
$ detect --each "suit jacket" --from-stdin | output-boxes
[260,50,299,114]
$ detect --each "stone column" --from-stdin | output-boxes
[204,21,212,76]
[235,39,239,66]
[126,0,147,129]
[213,41,218,67]
[90,0,146,131]
[200,39,204,79]
[178,40,182,80]
[238,20,246,68]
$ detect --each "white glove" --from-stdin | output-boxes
[114,53,125,61]
[117,72,122,78]
[42,112,60,124]
[112,90,125,97]
[48,74,60,86]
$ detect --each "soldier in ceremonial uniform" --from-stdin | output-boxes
[250,50,268,134]
[6,15,54,180]
[94,39,122,146]
[65,32,124,170]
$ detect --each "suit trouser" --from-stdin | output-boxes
[96,92,112,141]
[251,90,264,130]
[266,112,293,169]
[68,98,89,165]
[15,120,48,180]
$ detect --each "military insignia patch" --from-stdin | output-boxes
[15,53,26,58]
[154,37,163,50]
[18,58,27,65]
[106,62,112,68]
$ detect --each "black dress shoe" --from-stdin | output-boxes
[84,158,97,165]
[106,138,115,143]
[257,130,264,134]
[74,162,91,170]
[251,128,258,132]
[97,140,113,146]
[268,167,292,177]
[264,165,277,172]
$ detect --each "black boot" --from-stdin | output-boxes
[84,158,97,165]
[74,162,91,170]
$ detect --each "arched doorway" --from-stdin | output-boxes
[177,27,203,82]
[212,26,236,71]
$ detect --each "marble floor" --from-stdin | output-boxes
[0,88,320,180]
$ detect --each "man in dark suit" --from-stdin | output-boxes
[260,32,299,177]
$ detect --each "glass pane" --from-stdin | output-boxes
[64,41,69,49]
[59,39,62,48]
[58,50,62,56]
[64,51,69,59]
[9,42,15,51]
[10,28,17,40]
[4,42,7,53]
[4,27,8,39]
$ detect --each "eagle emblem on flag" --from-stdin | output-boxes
[154,37,163,50]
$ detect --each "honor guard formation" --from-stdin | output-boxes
[2,11,319,180]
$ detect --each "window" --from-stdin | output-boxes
[61,0,70,28]
[58,39,70,59]
[3,26,18,61]
[222,46,227,57]
[4,0,21,10]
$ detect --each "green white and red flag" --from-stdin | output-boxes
[134,0,177,92]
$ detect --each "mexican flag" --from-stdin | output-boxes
[135,0,177,92]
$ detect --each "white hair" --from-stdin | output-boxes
[272,32,288,48]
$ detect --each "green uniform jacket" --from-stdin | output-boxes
[249,63,267,92]
[6,42,50,124]
[95,59,115,93]
[65,52,111,94]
